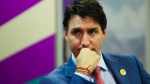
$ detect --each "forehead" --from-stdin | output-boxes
[68,15,100,28]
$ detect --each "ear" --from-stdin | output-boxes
[64,31,68,42]
[102,29,107,39]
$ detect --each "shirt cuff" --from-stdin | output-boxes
[75,72,94,82]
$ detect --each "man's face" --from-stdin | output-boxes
[65,15,106,58]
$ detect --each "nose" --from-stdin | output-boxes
[81,34,90,47]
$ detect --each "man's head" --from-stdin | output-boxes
[63,0,107,57]
[63,0,107,33]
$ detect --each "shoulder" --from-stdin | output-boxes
[103,53,150,83]
[103,53,135,59]
[46,63,66,79]
[103,53,134,57]
[103,53,139,64]
[40,63,67,84]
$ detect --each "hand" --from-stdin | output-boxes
[76,48,100,76]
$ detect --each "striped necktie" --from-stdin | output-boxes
[94,66,104,84]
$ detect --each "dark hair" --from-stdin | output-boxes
[63,0,107,33]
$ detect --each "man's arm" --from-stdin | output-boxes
[40,77,58,84]
[70,74,95,84]
[40,74,95,84]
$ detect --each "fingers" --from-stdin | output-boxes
[76,48,100,76]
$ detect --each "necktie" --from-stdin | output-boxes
[94,66,104,84]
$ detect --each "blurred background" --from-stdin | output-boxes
[0,0,149,84]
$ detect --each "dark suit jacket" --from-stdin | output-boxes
[40,53,150,84]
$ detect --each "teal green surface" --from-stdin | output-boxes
[25,74,46,84]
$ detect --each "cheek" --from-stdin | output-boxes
[68,37,80,50]
[93,37,103,51]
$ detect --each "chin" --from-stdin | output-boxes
[72,51,79,57]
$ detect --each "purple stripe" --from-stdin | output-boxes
[0,35,55,84]
[63,0,74,14]
[0,0,41,26]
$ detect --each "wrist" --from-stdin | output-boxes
[75,65,91,76]
[75,69,88,76]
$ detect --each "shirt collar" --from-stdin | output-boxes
[71,52,108,71]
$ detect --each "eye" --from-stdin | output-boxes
[89,29,97,35]
[72,30,80,35]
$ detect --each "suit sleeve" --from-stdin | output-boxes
[133,55,150,84]
[40,74,95,84]
[40,77,58,84]
[70,74,95,84]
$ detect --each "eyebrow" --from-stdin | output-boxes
[71,27,98,31]
[71,28,81,31]
[87,27,98,31]
[71,27,98,32]
[71,27,82,32]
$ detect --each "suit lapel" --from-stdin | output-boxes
[64,55,76,77]
[102,53,130,84]
[63,53,131,84]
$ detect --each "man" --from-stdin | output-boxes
[40,0,150,84]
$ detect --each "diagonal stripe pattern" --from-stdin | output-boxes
[0,0,41,26]
[0,0,56,83]
[0,35,55,84]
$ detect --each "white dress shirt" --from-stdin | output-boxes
[72,53,116,84]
